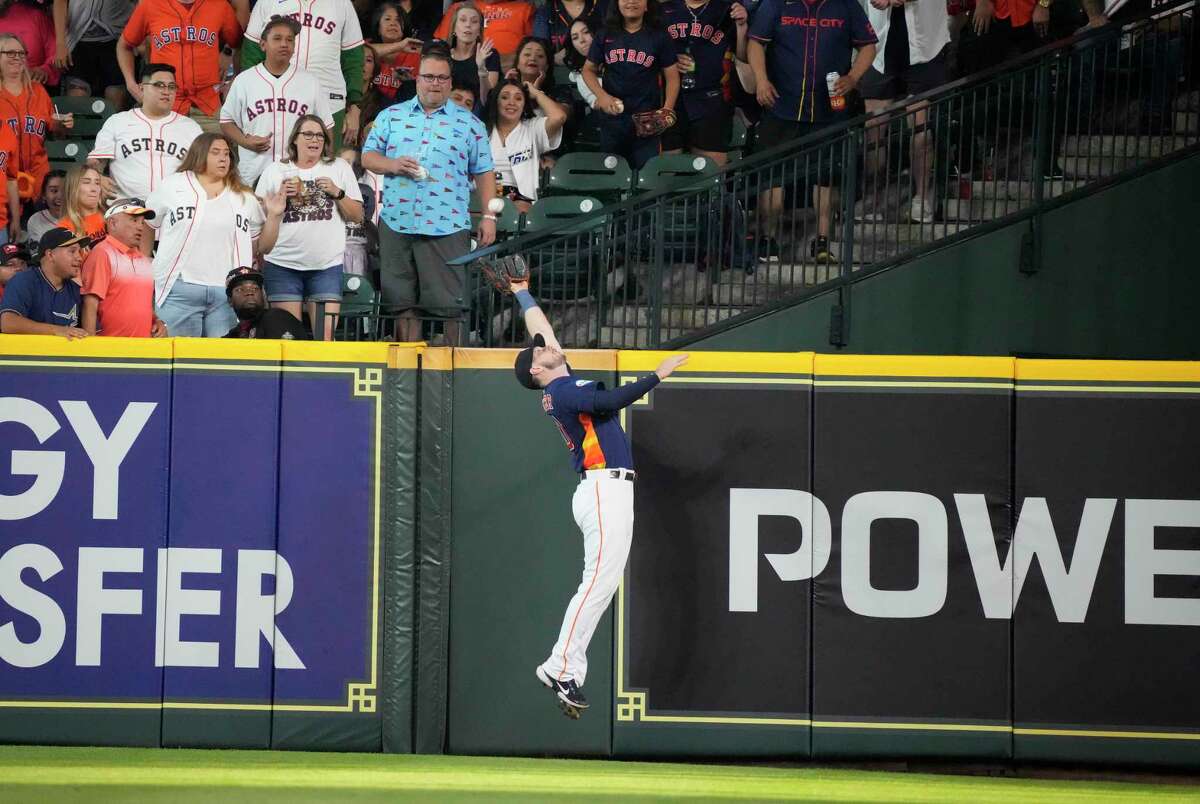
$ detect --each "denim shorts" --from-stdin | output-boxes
[263,262,343,303]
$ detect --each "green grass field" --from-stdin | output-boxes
[0,746,1196,803]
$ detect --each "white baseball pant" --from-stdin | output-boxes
[539,474,634,687]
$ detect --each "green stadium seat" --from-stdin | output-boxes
[337,273,379,340]
[469,192,524,238]
[46,139,87,162]
[545,152,631,204]
[66,117,106,139]
[524,195,606,301]
[729,115,748,151]
[49,96,115,119]
[571,111,603,152]
[634,153,720,193]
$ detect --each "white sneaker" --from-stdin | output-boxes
[910,196,935,224]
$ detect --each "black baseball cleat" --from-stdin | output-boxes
[536,666,589,719]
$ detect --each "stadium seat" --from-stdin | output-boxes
[337,273,379,340]
[524,195,606,300]
[634,153,720,193]
[47,139,87,170]
[728,115,748,162]
[50,96,115,119]
[571,111,603,152]
[469,192,524,238]
[545,152,632,204]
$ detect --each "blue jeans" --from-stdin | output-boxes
[157,280,237,337]
[263,262,343,303]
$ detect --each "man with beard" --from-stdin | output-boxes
[222,266,311,339]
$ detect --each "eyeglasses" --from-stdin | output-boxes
[143,81,178,91]
[0,50,28,59]
[298,131,327,140]
[418,74,451,83]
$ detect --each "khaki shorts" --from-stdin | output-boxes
[378,223,470,319]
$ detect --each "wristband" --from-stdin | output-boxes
[515,289,537,312]
[482,214,497,221]
[334,189,346,200]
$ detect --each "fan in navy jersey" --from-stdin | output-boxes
[747,0,875,264]
[582,0,680,169]
[534,0,609,64]
[660,0,749,165]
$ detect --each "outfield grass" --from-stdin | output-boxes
[0,746,1196,803]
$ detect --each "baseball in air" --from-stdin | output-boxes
[488,198,505,214]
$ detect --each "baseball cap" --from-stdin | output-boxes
[39,227,89,252]
[104,198,157,221]
[1,242,30,264]
[513,333,546,391]
[225,266,265,296]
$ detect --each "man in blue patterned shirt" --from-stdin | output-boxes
[363,46,498,344]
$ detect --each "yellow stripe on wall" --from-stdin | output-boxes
[453,347,617,371]
[619,351,814,375]
[282,341,391,365]
[816,354,1016,380]
[0,334,172,360]
[1016,358,1200,383]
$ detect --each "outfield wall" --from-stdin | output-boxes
[1,338,1197,767]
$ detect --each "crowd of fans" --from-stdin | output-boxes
[0,0,1189,341]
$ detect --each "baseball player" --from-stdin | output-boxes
[507,269,688,719]
[221,16,333,184]
[242,0,365,147]
[660,0,749,165]
[89,64,204,201]
[117,0,243,118]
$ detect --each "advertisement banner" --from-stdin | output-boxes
[810,355,1014,758]
[1012,360,1200,766]
[613,352,815,757]
[0,337,390,750]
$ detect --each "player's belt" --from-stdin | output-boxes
[581,468,636,482]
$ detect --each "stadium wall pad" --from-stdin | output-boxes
[2,339,1199,768]
[691,151,1200,359]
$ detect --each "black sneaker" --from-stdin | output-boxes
[810,235,833,264]
[536,665,589,719]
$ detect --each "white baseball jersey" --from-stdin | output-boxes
[146,172,265,304]
[88,110,203,200]
[221,63,334,184]
[245,0,364,115]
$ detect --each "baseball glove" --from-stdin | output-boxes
[632,108,677,138]
[478,254,530,294]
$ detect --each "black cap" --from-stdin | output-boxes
[1,242,30,263]
[513,333,545,390]
[39,227,89,253]
[225,266,265,296]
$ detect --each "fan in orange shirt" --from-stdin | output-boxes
[0,33,71,202]
[434,0,534,68]
[117,0,243,116]
[0,123,19,243]
[58,164,108,246]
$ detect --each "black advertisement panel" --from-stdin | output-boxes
[810,356,1014,759]
[614,354,813,757]
[1013,368,1200,766]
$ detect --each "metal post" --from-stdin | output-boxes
[1027,53,1056,276]
[649,197,665,347]
[831,127,861,348]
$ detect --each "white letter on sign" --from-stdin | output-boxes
[76,547,144,666]
[0,398,65,520]
[235,550,305,670]
[155,547,222,667]
[1125,499,1200,626]
[59,401,157,521]
[842,491,948,618]
[0,544,66,667]
[728,488,831,612]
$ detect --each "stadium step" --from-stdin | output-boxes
[1059,135,1196,158]
[603,304,746,331]
[1176,111,1199,133]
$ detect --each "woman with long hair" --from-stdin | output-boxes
[146,132,279,337]
[57,164,106,243]
[369,1,424,102]
[583,0,679,168]
[255,115,363,340]
[533,0,607,64]
[485,77,566,211]
[565,18,598,108]
[358,44,390,136]
[449,4,499,113]
[0,33,70,204]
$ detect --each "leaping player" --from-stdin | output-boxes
[509,272,688,719]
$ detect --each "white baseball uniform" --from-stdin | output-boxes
[146,172,265,305]
[245,0,364,115]
[220,63,334,185]
[88,110,203,200]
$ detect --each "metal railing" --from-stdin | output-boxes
[341,0,1198,348]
